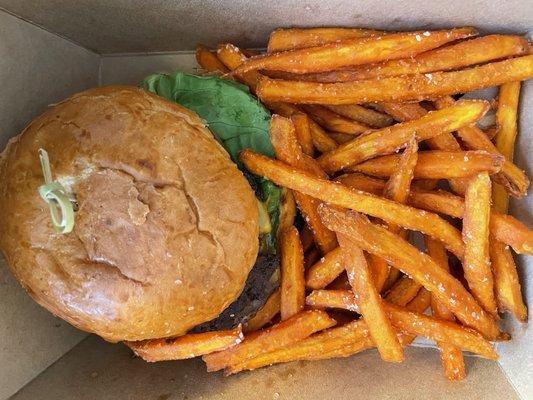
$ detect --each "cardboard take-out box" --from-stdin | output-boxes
[0,1,532,399]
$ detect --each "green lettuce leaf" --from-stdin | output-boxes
[259,179,282,254]
[141,72,274,164]
[141,71,281,254]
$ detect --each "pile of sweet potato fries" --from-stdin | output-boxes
[128,27,533,381]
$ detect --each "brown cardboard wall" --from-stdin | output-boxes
[0,10,98,399]
[0,2,532,399]
[10,335,520,400]
[0,0,532,54]
[496,78,533,400]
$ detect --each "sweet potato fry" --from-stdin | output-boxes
[305,247,322,269]
[126,326,243,362]
[225,319,373,374]
[196,45,229,73]
[412,179,440,191]
[381,231,408,291]
[270,115,337,254]
[335,173,385,195]
[256,55,533,104]
[216,43,260,91]
[338,233,403,362]
[306,247,344,289]
[307,118,340,152]
[407,189,533,255]
[382,267,403,294]
[434,96,529,198]
[463,172,498,315]
[305,289,497,359]
[280,226,306,320]
[385,302,497,360]
[336,175,533,255]
[378,101,467,195]
[203,310,336,372]
[241,48,261,57]
[217,43,248,69]
[227,284,456,374]
[267,102,338,152]
[291,113,314,156]
[325,104,394,128]
[385,276,422,306]
[351,151,504,180]
[243,289,281,333]
[489,81,527,321]
[406,287,432,314]
[270,114,327,183]
[460,126,528,198]
[422,127,468,195]
[262,68,363,83]
[368,253,390,293]
[307,289,361,311]
[238,28,477,74]
[426,237,466,381]
[279,189,296,232]
[345,35,531,80]
[381,136,418,288]
[300,225,315,252]
[495,81,521,160]
[276,142,412,303]
[267,27,385,52]
[375,102,463,159]
[328,132,355,144]
[382,136,419,205]
[317,206,500,339]
[484,126,498,140]
[396,288,432,346]
[240,151,465,258]
[229,287,430,374]
[216,45,349,154]
[266,35,531,83]
[425,236,453,285]
[302,105,370,135]
[494,81,521,210]
[306,250,387,292]
[424,133,463,153]
[327,273,352,290]
[317,100,489,173]
[491,241,527,321]
[377,101,428,121]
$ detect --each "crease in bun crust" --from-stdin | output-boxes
[0,86,259,342]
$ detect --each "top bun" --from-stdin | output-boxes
[0,86,259,342]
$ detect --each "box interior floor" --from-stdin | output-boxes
[0,2,532,399]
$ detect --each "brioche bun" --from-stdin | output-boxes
[0,86,259,342]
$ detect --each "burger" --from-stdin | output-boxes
[0,78,283,342]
